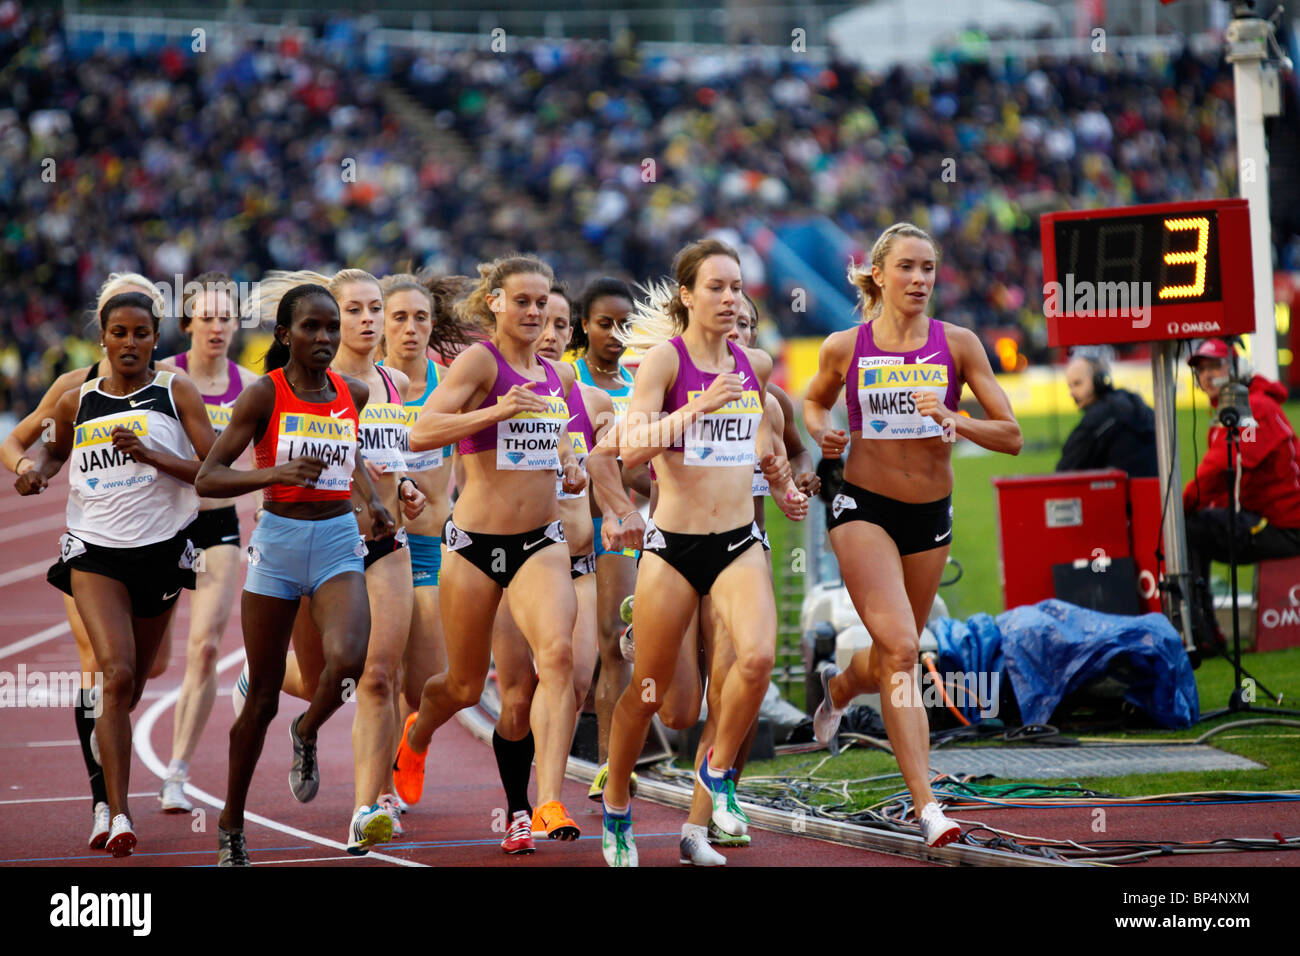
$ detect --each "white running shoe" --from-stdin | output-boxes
[377,793,404,838]
[105,814,136,858]
[601,805,638,868]
[346,804,394,855]
[232,661,249,717]
[159,774,193,813]
[696,752,749,837]
[679,824,726,866]
[89,801,111,849]
[812,663,845,754]
[919,802,962,847]
[619,625,635,663]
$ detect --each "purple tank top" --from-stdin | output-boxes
[557,380,595,500]
[847,318,961,440]
[662,336,763,466]
[172,353,243,433]
[458,341,568,470]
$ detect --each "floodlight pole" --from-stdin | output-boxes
[1226,14,1279,381]
[1151,341,1196,655]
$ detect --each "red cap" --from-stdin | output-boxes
[1188,339,1233,366]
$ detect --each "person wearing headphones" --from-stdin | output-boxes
[1184,338,1300,656]
[1056,350,1158,477]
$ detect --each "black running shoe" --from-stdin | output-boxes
[217,826,250,867]
[288,713,319,803]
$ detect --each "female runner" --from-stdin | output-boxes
[393,254,586,843]
[569,278,648,784]
[491,281,636,853]
[375,272,474,823]
[159,272,260,813]
[246,268,426,853]
[16,291,215,856]
[594,238,808,866]
[2,273,180,848]
[196,282,394,866]
[804,223,1022,847]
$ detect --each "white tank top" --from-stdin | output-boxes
[66,372,199,548]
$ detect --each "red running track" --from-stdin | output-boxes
[0,477,919,867]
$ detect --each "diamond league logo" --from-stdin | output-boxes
[869,420,888,433]
[506,451,525,465]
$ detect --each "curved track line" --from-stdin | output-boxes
[133,648,424,867]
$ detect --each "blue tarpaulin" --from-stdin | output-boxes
[928,600,1199,729]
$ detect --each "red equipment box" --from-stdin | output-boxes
[992,469,1131,610]
[1255,555,1300,653]
[1127,477,1166,614]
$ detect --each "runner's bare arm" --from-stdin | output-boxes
[915,326,1022,455]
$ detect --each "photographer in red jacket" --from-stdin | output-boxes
[1184,339,1300,655]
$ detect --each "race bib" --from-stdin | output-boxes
[275,411,356,491]
[497,394,566,471]
[58,532,87,563]
[71,413,158,499]
[205,402,234,433]
[358,402,410,472]
[610,395,631,420]
[683,389,762,467]
[556,431,589,500]
[856,360,947,440]
[751,460,770,497]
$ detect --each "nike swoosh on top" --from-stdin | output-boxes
[330,409,344,418]
[221,399,236,407]
[129,399,154,408]
[916,351,941,365]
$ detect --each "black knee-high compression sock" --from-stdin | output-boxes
[492,729,535,818]
[74,690,107,806]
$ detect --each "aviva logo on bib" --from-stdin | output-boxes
[75,415,148,448]
[281,413,355,441]
[205,405,233,430]
[517,396,568,420]
[860,364,948,389]
[685,390,763,415]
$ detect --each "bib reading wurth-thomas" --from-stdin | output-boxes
[498,393,567,471]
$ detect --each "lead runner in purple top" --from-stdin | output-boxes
[802,222,1023,847]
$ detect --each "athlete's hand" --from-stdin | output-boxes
[615,510,646,551]
[759,452,792,488]
[15,468,47,495]
[496,382,550,419]
[775,483,809,522]
[820,428,849,459]
[111,427,155,465]
[691,373,745,416]
[276,456,327,487]
[795,470,821,497]
[363,458,386,483]
[560,461,586,496]
[913,391,954,431]
[399,480,427,521]
[367,500,396,539]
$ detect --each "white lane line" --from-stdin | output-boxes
[133,648,424,868]
[0,558,52,589]
[0,792,155,806]
[3,513,67,542]
[251,855,359,865]
[0,622,72,661]
[24,740,79,748]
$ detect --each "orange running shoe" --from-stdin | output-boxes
[531,800,580,841]
[392,712,428,805]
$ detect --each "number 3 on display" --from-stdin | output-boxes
[1159,217,1209,299]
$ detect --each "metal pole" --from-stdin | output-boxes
[1226,16,1278,381]
[1151,341,1196,653]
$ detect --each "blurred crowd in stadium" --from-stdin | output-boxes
[3,8,1298,415]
